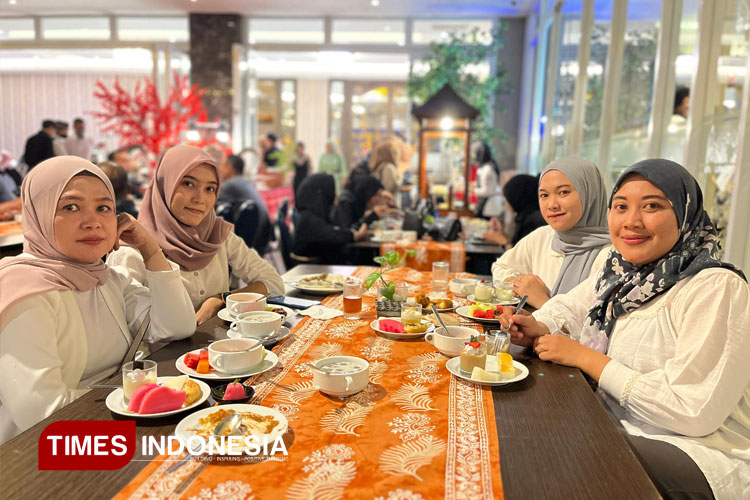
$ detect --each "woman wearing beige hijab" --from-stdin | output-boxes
[108,145,284,324]
[0,156,195,444]
[368,140,400,197]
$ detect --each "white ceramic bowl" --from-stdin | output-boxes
[226,292,267,316]
[449,278,479,297]
[208,338,264,374]
[312,356,370,397]
[229,311,283,338]
[425,326,476,357]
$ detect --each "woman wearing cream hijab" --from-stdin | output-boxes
[0,156,195,444]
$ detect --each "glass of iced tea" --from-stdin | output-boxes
[343,277,363,319]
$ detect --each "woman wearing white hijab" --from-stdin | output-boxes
[491,157,611,308]
[0,157,195,444]
[503,159,748,499]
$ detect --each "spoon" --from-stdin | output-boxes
[502,295,529,333]
[304,362,324,372]
[430,303,448,332]
[167,413,242,475]
[250,291,273,302]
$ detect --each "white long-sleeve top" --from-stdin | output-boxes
[491,225,611,292]
[0,258,196,444]
[533,267,750,499]
[474,163,501,218]
[107,231,284,309]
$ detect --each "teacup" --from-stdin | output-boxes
[226,292,266,316]
[208,338,265,374]
[425,326,476,357]
[312,356,369,397]
[449,278,478,297]
[229,311,282,338]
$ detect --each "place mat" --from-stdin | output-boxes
[115,267,502,500]
[380,241,466,273]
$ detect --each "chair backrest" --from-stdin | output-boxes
[275,212,294,270]
[276,198,289,224]
[252,210,273,254]
[215,202,234,223]
[234,199,259,249]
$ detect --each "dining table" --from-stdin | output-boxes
[0,264,659,499]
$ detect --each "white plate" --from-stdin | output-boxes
[446,357,528,386]
[455,305,502,323]
[175,349,279,381]
[105,376,210,418]
[370,318,434,339]
[287,274,344,295]
[227,326,291,345]
[175,404,288,454]
[218,305,294,323]
[466,294,520,306]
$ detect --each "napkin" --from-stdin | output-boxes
[298,305,343,320]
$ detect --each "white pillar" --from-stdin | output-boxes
[540,2,563,166]
[516,10,539,172]
[568,0,594,156]
[295,79,329,170]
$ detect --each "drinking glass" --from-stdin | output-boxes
[495,282,514,302]
[342,277,364,320]
[431,261,450,295]
[400,303,423,327]
[122,360,157,403]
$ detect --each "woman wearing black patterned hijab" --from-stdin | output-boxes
[503,159,749,499]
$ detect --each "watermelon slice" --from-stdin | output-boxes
[127,385,187,414]
[378,319,406,333]
[184,353,200,369]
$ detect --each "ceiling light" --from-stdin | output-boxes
[371,0,380,6]
[9,0,18,5]
[440,117,453,130]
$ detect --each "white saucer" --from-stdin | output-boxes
[445,357,528,386]
[466,294,520,306]
[218,305,294,323]
[175,349,279,381]
[227,326,291,345]
[370,318,434,339]
[105,376,210,418]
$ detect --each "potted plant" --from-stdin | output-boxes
[365,250,415,317]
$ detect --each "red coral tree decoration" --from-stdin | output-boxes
[91,72,207,163]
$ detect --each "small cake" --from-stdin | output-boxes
[460,337,487,374]
[470,366,501,382]
[498,353,516,380]
[223,381,246,400]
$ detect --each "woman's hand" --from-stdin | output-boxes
[510,274,550,308]
[534,335,611,381]
[115,213,156,252]
[353,223,371,242]
[499,308,550,347]
[196,297,224,325]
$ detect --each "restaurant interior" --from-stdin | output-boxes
[0,0,748,499]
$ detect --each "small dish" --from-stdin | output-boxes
[227,325,291,345]
[445,357,529,386]
[370,318,434,339]
[467,294,520,306]
[105,376,210,418]
[175,349,279,381]
[211,383,256,405]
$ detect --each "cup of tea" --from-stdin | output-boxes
[208,338,264,374]
[226,292,266,316]
[342,277,363,320]
[229,311,282,338]
[312,356,370,397]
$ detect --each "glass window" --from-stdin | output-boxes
[412,20,493,45]
[332,19,405,45]
[249,18,324,44]
[41,17,110,40]
[351,84,390,162]
[329,81,345,150]
[0,18,34,40]
[117,17,188,42]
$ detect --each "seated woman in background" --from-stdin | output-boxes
[0,157,196,444]
[98,161,138,218]
[483,173,546,250]
[108,145,284,325]
[504,159,749,499]
[292,173,370,264]
[369,140,400,198]
[491,158,611,308]
[473,142,502,219]
[331,176,398,229]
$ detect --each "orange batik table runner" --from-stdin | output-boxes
[115,267,503,500]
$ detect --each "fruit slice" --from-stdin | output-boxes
[126,384,159,412]
[378,319,406,333]
[498,353,516,379]
[184,353,200,369]
[196,359,210,374]
[471,367,501,382]
[137,386,187,414]
[161,375,188,392]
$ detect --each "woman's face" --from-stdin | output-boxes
[538,170,583,231]
[54,175,117,263]
[608,174,680,266]
[169,164,218,227]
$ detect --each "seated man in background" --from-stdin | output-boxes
[98,161,138,218]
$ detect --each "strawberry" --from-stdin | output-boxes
[496,305,504,312]
[465,341,482,348]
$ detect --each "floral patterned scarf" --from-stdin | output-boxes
[579,159,746,353]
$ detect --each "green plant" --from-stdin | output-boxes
[365,250,415,300]
[407,25,511,144]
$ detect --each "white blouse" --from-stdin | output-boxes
[107,232,285,309]
[491,225,611,292]
[0,259,196,443]
[533,268,750,500]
